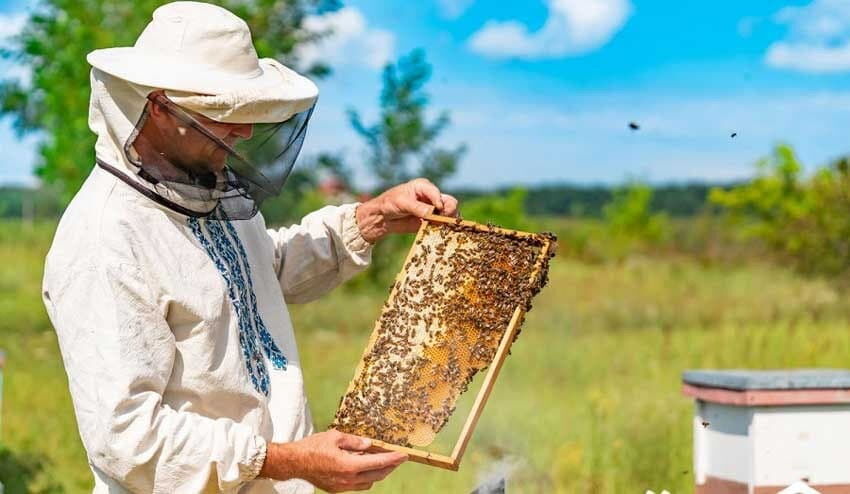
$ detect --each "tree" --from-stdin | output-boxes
[604,182,668,243]
[710,144,850,278]
[600,181,669,261]
[348,49,465,190]
[460,188,533,231]
[342,50,466,290]
[0,0,340,201]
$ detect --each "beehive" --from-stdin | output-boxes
[683,369,850,493]
[332,214,555,470]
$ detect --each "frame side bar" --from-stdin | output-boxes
[448,305,525,468]
[368,440,457,470]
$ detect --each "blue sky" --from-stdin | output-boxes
[2,0,850,188]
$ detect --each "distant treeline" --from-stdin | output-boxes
[450,182,740,218]
[0,186,64,220]
[0,181,738,220]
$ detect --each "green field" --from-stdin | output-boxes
[2,220,850,493]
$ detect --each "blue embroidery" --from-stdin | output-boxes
[188,217,286,396]
[222,220,288,370]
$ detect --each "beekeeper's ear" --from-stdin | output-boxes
[147,90,168,117]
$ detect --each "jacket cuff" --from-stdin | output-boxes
[242,434,267,482]
[343,203,373,255]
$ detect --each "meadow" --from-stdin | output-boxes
[2,219,850,493]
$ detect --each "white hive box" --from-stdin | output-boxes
[683,369,850,494]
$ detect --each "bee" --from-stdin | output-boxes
[335,220,557,445]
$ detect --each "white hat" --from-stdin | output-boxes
[86,1,318,123]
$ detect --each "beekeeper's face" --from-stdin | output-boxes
[146,91,253,175]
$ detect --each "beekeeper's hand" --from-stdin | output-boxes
[355,178,459,243]
[259,429,407,492]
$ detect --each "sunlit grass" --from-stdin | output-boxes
[2,219,849,493]
[297,259,850,493]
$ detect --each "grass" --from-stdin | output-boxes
[2,219,850,493]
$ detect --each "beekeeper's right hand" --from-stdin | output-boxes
[259,429,408,492]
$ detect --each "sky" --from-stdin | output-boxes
[2,0,850,188]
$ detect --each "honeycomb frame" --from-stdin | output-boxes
[331,214,556,470]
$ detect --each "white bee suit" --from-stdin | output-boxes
[42,67,372,493]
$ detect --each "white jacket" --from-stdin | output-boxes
[44,167,371,493]
[42,69,372,493]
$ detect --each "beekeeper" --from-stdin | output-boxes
[42,2,458,492]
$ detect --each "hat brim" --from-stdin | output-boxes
[87,47,318,109]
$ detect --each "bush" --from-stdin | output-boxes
[600,182,669,260]
[0,445,64,493]
[460,188,534,231]
[710,144,850,278]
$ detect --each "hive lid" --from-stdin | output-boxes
[683,369,850,391]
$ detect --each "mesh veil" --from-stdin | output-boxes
[122,92,313,220]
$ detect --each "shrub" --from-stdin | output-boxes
[601,182,669,259]
[460,188,534,231]
[710,144,850,278]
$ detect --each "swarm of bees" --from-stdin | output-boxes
[332,219,556,447]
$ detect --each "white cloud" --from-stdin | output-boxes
[766,43,850,73]
[296,7,394,70]
[438,0,475,19]
[0,11,30,86]
[439,87,850,187]
[0,118,40,186]
[765,0,850,73]
[467,0,632,60]
[0,11,26,39]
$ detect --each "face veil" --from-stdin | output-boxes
[121,92,314,220]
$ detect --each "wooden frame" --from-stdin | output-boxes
[341,214,555,471]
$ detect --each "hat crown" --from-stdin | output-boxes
[134,1,261,79]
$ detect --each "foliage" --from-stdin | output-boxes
[451,182,732,219]
[340,49,468,291]
[0,445,64,494]
[459,187,533,231]
[0,0,340,202]
[348,49,466,190]
[601,182,669,258]
[0,185,64,220]
[710,144,850,278]
[0,180,744,221]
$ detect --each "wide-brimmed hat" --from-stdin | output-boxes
[86,1,318,123]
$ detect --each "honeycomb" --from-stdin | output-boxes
[332,217,556,448]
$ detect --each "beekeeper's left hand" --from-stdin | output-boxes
[355,178,459,244]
